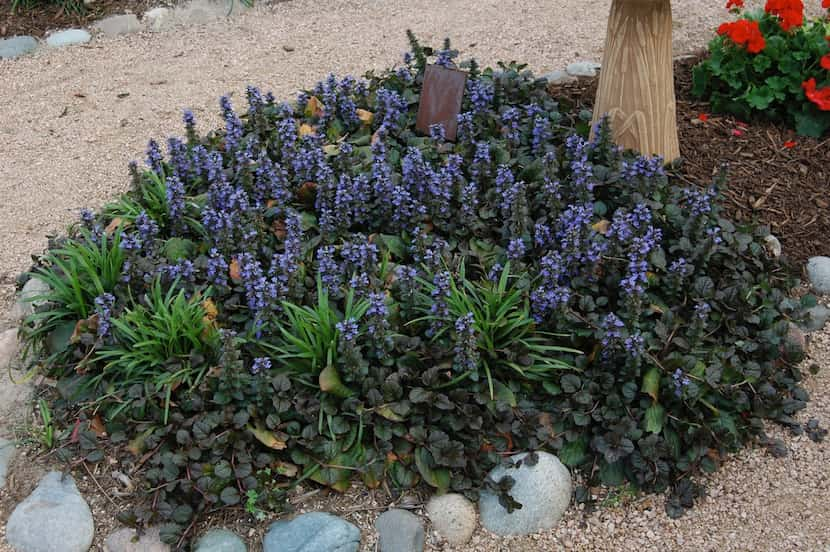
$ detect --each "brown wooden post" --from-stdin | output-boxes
[592,0,680,161]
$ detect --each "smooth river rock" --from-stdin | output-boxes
[0,36,38,59]
[6,471,94,552]
[263,512,360,552]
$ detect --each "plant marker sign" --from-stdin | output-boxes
[416,64,467,141]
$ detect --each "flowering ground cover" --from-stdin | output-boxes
[16,35,817,544]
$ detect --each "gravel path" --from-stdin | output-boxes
[2,1,829,550]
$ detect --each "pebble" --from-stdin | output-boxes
[0,438,16,489]
[566,61,601,77]
[425,493,477,546]
[763,234,782,258]
[6,471,94,552]
[807,257,830,295]
[0,36,39,59]
[104,526,169,551]
[94,14,143,36]
[194,528,247,552]
[45,29,92,48]
[479,452,572,536]
[803,305,830,332]
[375,509,424,552]
[263,512,360,552]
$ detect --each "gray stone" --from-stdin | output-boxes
[0,438,16,489]
[540,69,576,85]
[803,304,830,332]
[263,512,360,552]
[13,276,50,320]
[94,14,142,36]
[566,61,601,78]
[45,29,92,48]
[479,452,572,536]
[375,509,424,552]
[144,7,174,32]
[0,328,21,370]
[0,36,38,59]
[763,234,782,258]
[104,526,168,552]
[6,471,94,552]
[807,256,830,295]
[425,494,476,546]
[194,529,246,552]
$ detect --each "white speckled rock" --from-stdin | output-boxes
[566,61,601,77]
[0,36,38,59]
[13,276,50,320]
[426,493,477,546]
[807,256,830,295]
[6,471,94,552]
[541,69,577,85]
[45,29,92,48]
[144,7,174,32]
[763,235,782,258]
[479,452,572,536]
[94,14,142,36]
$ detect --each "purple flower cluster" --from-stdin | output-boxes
[565,134,595,194]
[683,186,717,218]
[374,88,408,133]
[501,108,521,146]
[673,368,691,397]
[145,139,165,175]
[600,312,625,350]
[531,251,571,319]
[94,293,116,338]
[165,175,186,233]
[162,259,196,283]
[317,245,341,295]
[250,357,271,374]
[206,248,229,288]
[366,291,391,347]
[428,271,452,336]
[453,312,479,372]
[623,332,645,357]
[220,95,244,153]
[621,155,665,181]
[467,79,494,113]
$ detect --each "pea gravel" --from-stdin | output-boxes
[1,1,828,550]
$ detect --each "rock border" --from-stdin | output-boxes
[0,0,260,60]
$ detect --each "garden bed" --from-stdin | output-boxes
[2,36,824,551]
[548,54,830,266]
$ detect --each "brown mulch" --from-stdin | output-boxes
[548,53,830,265]
[0,0,159,38]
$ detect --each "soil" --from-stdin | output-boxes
[0,0,160,38]
[547,53,830,266]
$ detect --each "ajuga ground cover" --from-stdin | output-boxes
[18,35,816,544]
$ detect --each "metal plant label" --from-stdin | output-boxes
[416,64,467,142]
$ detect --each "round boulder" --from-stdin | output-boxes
[479,452,572,536]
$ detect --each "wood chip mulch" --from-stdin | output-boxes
[548,53,830,266]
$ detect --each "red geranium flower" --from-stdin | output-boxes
[783,140,797,148]
[698,113,710,122]
[823,0,830,8]
[717,20,766,54]
[803,78,830,111]
[822,54,830,71]
[764,0,804,31]
[726,0,744,8]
